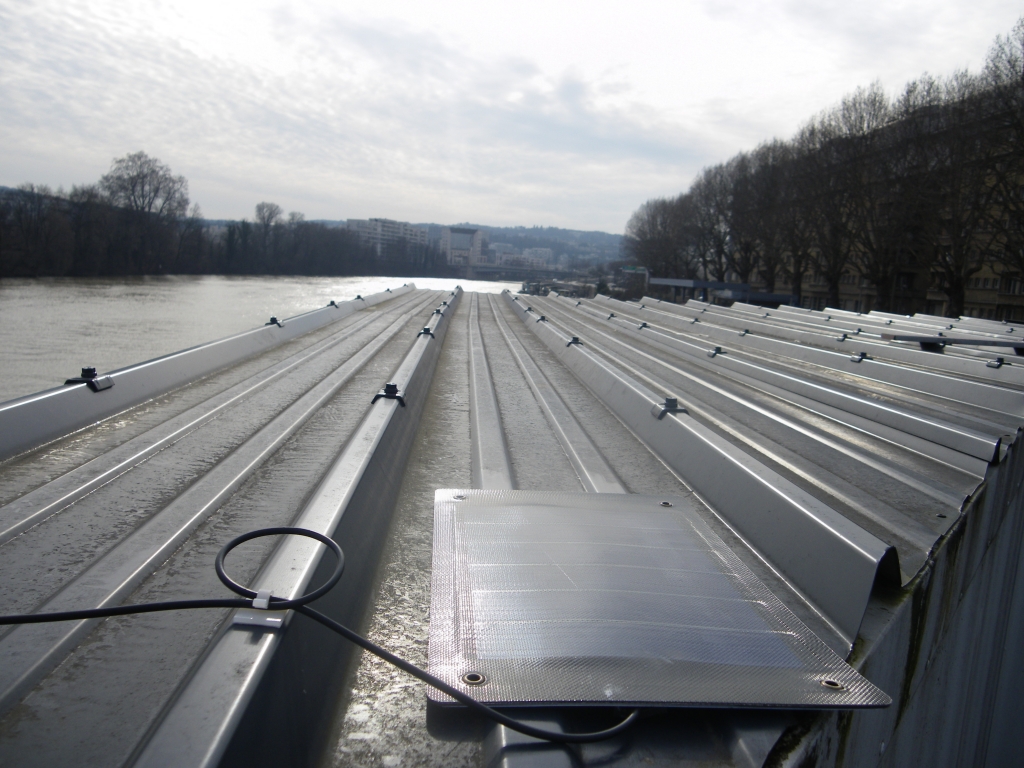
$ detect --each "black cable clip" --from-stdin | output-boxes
[64,367,114,392]
[566,336,582,347]
[372,382,406,406]
[418,327,435,338]
[266,317,284,327]
[651,397,686,420]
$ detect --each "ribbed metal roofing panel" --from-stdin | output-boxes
[0,288,1022,767]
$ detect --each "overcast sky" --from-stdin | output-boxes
[1,1,1020,232]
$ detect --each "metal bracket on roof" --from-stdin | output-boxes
[525,306,534,313]
[432,308,443,316]
[64,367,114,392]
[329,300,338,307]
[441,301,448,306]
[836,333,848,342]
[738,329,749,337]
[266,317,284,327]
[372,382,406,407]
[536,315,547,322]
[566,336,582,347]
[417,327,435,338]
[575,301,582,307]
[638,321,649,329]
[639,304,645,309]
[987,357,1005,369]
[850,352,869,363]
[608,312,616,319]
[690,317,700,324]
[707,346,722,358]
[355,295,364,301]
[385,288,392,292]
[650,397,687,420]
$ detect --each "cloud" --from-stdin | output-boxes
[0,0,1020,231]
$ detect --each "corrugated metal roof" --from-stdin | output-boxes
[0,288,1022,767]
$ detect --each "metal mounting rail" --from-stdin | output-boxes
[557,296,1024,418]
[503,291,898,646]
[567,299,1005,470]
[0,285,416,463]
[882,334,1024,354]
[132,289,463,768]
[0,292,441,724]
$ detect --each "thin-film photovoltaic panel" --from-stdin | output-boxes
[428,489,890,709]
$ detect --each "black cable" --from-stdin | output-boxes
[0,527,640,745]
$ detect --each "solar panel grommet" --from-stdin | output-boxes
[453,494,467,501]
[660,501,673,507]
[462,672,486,686]
[820,679,846,691]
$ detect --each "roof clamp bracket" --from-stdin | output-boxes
[638,321,649,330]
[372,382,406,407]
[355,295,364,301]
[987,357,1006,369]
[707,346,722,358]
[525,306,534,313]
[536,315,547,323]
[835,333,848,342]
[608,312,616,319]
[575,301,582,307]
[252,589,272,610]
[329,300,338,307]
[651,397,687,420]
[690,317,700,324]
[266,316,284,327]
[432,308,444,316]
[850,351,869,363]
[385,288,392,292]
[738,329,749,337]
[566,336,582,347]
[417,327,435,338]
[441,301,448,307]
[64,366,114,392]
[639,304,645,309]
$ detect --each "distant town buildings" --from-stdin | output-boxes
[441,227,485,266]
[346,218,428,256]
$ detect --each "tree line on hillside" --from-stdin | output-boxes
[624,19,1024,317]
[0,153,451,278]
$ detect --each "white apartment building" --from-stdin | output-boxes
[346,218,428,256]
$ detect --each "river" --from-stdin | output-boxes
[0,275,518,404]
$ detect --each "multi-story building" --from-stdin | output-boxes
[440,227,485,266]
[346,218,428,257]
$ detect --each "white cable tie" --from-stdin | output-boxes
[252,589,272,610]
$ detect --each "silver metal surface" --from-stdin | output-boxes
[504,290,897,646]
[469,293,515,490]
[133,289,462,768]
[0,285,415,462]
[428,489,891,708]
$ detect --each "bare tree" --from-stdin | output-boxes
[906,72,1001,317]
[985,19,1024,287]
[100,152,188,220]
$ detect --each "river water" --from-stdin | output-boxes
[0,275,518,404]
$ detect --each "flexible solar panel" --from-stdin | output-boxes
[428,489,890,709]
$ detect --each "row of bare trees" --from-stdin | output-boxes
[625,19,1024,316]
[0,153,450,278]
